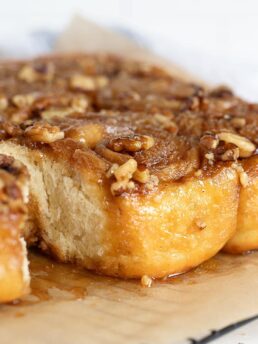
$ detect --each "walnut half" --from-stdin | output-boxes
[24,123,64,143]
[218,132,256,158]
[107,135,155,153]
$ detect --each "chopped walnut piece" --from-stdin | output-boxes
[114,159,137,181]
[41,108,74,121]
[12,94,36,108]
[220,148,240,161]
[18,63,55,83]
[71,96,88,113]
[141,275,152,288]
[95,76,109,88]
[232,163,249,188]
[107,135,154,153]
[205,152,214,164]
[133,167,150,183]
[0,96,8,110]
[110,179,135,196]
[18,65,38,83]
[239,171,249,187]
[153,114,178,133]
[195,219,207,230]
[70,75,95,91]
[70,75,109,91]
[106,164,119,178]
[24,123,64,143]
[231,117,246,129]
[218,132,256,158]
[65,123,104,148]
[200,134,219,150]
[194,169,202,177]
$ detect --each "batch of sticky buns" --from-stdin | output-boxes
[0,54,257,302]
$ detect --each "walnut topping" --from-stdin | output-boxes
[153,114,178,133]
[218,132,256,158]
[231,117,246,129]
[113,159,137,181]
[65,123,104,148]
[71,96,88,113]
[18,65,38,83]
[18,63,55,83]
[133,167,150,184]
[195,219,207,230]
[95,76,109,88]
[232,162,249,188]
[107,135,155,153]
[24,123,64,143]
[200,134,219,150]
[239,170,249,187]
[110,179,136,196]
[41,108,74,121]
[220,148,240,161]
[205,152,214,164]
[141,275,152,288]
[70,74,109,91]
[107,159,157,193]
[194,169,202,177]
[106,163,119,178]
[12,94,36,108]
[0,95,8,110]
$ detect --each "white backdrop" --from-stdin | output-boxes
[0,0,258,100]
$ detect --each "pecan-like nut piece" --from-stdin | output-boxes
[205,152,214,165]
[41,108,74,121]
[153,114,178,133]
[110,179,135,196]
[70,75,109,91]
[24,123,64,143]
[133,167,150,183]
[65,123,104,148]
[18,63,55,83]
[12,94,36,108]
[107,135,155,153]
[18,65,38,83]
[218,132,256,158]
[0,95,8,110]
[114,159,137,181]
[200,134,219,150]
[231,117,246,129]
[220,148,239,161]
[71,96,89,113]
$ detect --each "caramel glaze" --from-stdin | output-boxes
[3,249,256,311]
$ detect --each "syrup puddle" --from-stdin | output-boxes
[3,249,258,314]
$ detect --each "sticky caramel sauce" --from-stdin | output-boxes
[3,249,258,313]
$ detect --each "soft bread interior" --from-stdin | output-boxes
[0,142,108,268]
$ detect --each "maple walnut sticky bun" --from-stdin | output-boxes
[0,113,240,278]
[0,154,30,302]
[0,54,255,278]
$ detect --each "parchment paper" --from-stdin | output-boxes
[0,16,257,344]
